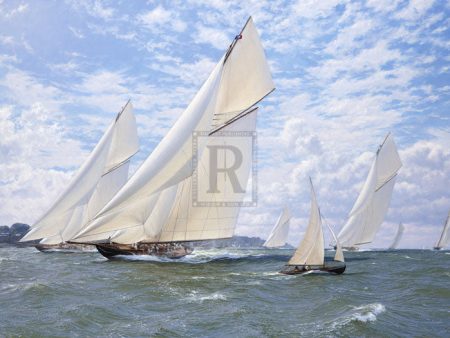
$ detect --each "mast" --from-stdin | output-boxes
[288,178,324,266]
[263,207,291,248]
[21,101,139,244]
[435,212,450,249]
[72,17,275,244]
[337,133,402,247]
[388,222,404,250]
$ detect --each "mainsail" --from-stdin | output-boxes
[20,101,139,244]
[388,222,404,250]
[289,179,324,266]
[337,133,402,248]
[72,17,274,244]
[435,212,450,249]
[263,207,291,248]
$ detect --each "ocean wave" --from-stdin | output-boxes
[0,281,50,294]
[185,291,227,303]
[351,303,386,323]
[329,303,386,331]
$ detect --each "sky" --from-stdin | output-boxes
[0,0,449,249]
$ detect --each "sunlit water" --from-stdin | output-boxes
[0,245,449,337]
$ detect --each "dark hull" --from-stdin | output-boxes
[433,247,442,250]
[35,243,96,252]
[280,261,346,275]
[96,242,193,259]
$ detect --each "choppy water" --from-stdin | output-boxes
[0,245,449,337]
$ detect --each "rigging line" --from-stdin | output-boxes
[209,88,275,135]
[374,173,398,192]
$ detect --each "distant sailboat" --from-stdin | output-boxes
[71,17,275,259]
[280,178,345,275]
[263,207,290,248]
[20,101,139,251]
[388,222,404,250]
[337,133,402,251]
[434,212,450,250]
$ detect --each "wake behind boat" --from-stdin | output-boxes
[281,178,345,275]
[35,243,96,253]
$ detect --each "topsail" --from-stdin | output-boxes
[21,101,139,244]
[337,133,402,248]
[73,17,274,245]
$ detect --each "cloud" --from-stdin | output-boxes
[0,104,86,225]
[0,2,28,19]
[138,5,186,33]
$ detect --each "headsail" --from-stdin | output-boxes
[21,101,139,243]
[337,133,402,247]
[263,207,291,248]
[73,17,274,244]
[435,212,450,249]
[388,222,404,250]
[326,223,345,262]
[288,178,324,266]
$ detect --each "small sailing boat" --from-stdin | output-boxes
[263,207,290,248]
[337,133,402,251]
[280,178,345,275]
[388,222,404,250]
[20,101,139,251]
[71,17,275,259]
[434,212,449,250]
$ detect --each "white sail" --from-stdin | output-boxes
[435,212,450,249]
[75,109,257,243]
[263,207,291,248]
[326,223,345,262]
[338,133,402,247]
[289,179,324,266]
[73,17,273,244]
[21,101,139,243]
[388,222,404,249]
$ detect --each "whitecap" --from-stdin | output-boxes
[329,303,386,330]
[351,303,386,323]
[184,291,227,303]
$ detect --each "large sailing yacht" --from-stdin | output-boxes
[70,17,275,259]
[337,133,402,251]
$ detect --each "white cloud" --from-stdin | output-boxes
[0,104,86,225]
[395,0,435,21]
[138,5,186,33]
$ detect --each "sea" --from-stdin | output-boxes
[0,245,449,337]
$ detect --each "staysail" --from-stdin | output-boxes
[289,178,324,266]
[20,101,139,244]
[337,133,402,248]
[388,222,404,250]
[72,17,274,244]
[263,207,291,248]
[326,223,345,262]
[435,212,450,249]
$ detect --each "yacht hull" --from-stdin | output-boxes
[280,261,346,275]
[96,242,193,259]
